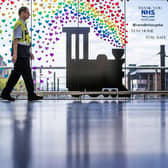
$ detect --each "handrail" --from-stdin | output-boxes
[6,91,168,96]
[0,66,168,70]
[0,66,66,69]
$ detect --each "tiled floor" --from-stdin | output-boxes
[0,98,168,168]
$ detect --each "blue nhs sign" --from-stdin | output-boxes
[141,9,155,17]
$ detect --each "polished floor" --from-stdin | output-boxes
[0,98,168,168]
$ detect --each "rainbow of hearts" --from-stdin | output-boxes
[0,0,128,84]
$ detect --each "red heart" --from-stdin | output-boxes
[11,1,14,4]
[2,0,5,2]
[107,5,110,8]
[116,2,119,6]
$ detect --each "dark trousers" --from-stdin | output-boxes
[2,57,35,97]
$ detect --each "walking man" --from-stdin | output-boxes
[1,6,43,101]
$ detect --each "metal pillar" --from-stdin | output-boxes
[160,45,166,91]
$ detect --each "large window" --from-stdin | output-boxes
[0,0,168,91]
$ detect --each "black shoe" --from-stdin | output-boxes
[28,95,43,101]
[1,93,15,101]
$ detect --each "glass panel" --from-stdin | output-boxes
[126,0,168,91]
[127,0,168,65]
[0,0,31,66]
[0,0,31,91]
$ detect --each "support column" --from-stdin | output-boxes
[160,45,165,91]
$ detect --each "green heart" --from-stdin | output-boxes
[32,14,36,17]
[0,30,2,34]
[38,22,42,26]
[45,14,49,18]
[67,1,71,4]
[13,18,16,22]
[2,19,6,23]
[38,36,42,39]
[65,4,69,8]
[38,11,42,15]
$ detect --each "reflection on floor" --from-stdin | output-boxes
[0,99,168,168]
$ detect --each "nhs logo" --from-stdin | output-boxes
[141,9,155,18]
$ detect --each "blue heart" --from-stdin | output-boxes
[36,30,40,33]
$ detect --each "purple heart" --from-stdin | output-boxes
[40,79,44,83]
[54,26,57,29]
[50,53,54,57]
[56,37,60,41]
[49,33,53,36]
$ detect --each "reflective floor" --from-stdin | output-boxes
[0,98,168,168]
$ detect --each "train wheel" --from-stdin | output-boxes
[103,89,109,97]
[110,90,117,97]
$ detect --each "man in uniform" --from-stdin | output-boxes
[1,6,43,101]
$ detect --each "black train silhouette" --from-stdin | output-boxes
[63,27,129,97]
